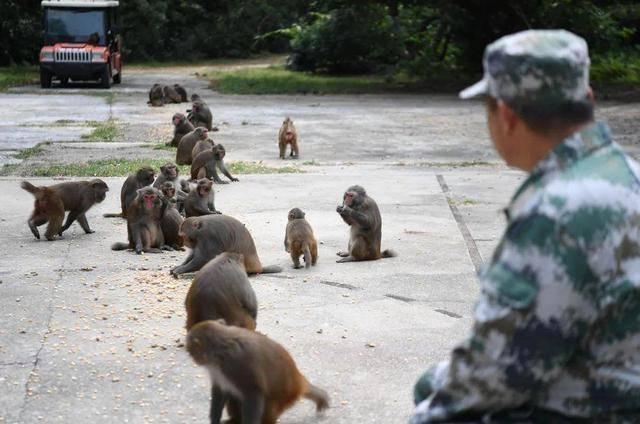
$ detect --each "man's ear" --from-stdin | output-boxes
[497,100,519,135]
[586,86,594,102]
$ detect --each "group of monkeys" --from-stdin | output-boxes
[18,87,397,423]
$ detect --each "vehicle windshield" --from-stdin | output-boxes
[44,8,106,45]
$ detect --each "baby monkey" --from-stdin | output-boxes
[187,319,329,424]
[284,207,318,269]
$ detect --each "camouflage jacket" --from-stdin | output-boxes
[412,122,640,422]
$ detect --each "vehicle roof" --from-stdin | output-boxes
[41,0,118,7]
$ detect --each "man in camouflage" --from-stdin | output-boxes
[412,30,640,422]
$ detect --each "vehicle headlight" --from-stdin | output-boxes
[40,51,54,62]
[92,51,106,62]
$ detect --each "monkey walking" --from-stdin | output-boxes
[186,320,329,424]
[284,208,318,269]
[21,179,109,241]
[278,117,299,159]
[171,215,282,276]
[185,252,257,331]
[336,185,396,262]
[191,144,239,184]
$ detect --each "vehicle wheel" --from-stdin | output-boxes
[100,66,111,89]
[112,69,121,84]
[40,69,52,89]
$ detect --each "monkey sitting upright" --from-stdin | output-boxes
[103,166,155,218]
[168,113,195,147]
[21,179,109,241]
[111,187,169,254]
[186,319,329,424]
[163,85,182,104]
[173,84,188,102]
[185,252,257,331]
[284,208,318,269]
[278,117,299,159]
[160,181,185,215]
[336,185,396,262]
[148,83,164,107]
[184,179,220,217]
[176,127,208,166]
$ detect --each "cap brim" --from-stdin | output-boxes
[459,78,488,99]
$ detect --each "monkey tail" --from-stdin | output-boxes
[303,381,329,413]
[381,249,397,258]
[103,212,123,218]
[111,242,130,251]
[260,265,283,274]
[303,244,312,269]
[20,181,41,196]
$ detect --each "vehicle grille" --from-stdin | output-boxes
[55,48,91,63]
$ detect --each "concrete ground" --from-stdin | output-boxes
[0,61,638,423]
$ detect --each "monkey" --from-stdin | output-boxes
[190,144,239,184]
[191,138,215,160]
[153,162,190,193]
[111,187,170,254]
[184,179,220,218]
[148,83,164,107]
[185,252,257,331]
[170,215,282,276]
[168,112,195,147]
[176,127,208,166]
[284,208,318,269]
[278,117,299,159]
[186,319,329,424]
[191,93,202,102]
[173,84,188,102]
[160,181,186,214]
[188,99,213,130]
[103,167,156,218]
[160,194,184,251]
[21,179,109,241]
[163,85,182,104]
[336,185,396,262]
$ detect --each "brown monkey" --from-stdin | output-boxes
[160,198,184,250]
[336,185,396,262]
[176,127,208,166]
[186,320,329,424]
[185,252,257,331]
[111,187,169,254]
[191,144,239,184]
[148,83,164,107]
[163,85,182,104]
[153,162,189,193]
[103,167,155,218]
[278,117,299,159]
[191,93,202,102]
[173,84,188,102]
[171,215,282,276]
[168,113,195,147]
[191,138,214,160]
[184,179,220,217]
[285,208,318,269]
[160,181,186,214]
[21,179,109,241]
[188,99,213,130]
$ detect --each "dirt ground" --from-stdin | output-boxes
[0,61,639,424]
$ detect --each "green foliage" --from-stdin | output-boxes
[591,50,640,83]
[0,66,38,91]
[81,120,121,142]
[0,1,42,66]
[208,66,412,94]
[288,5,405,74]
[1,158,302,177]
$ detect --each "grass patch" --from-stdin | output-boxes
[0,66,38,91]
[128,55,285,69]
[207,65,415,95]
[81,119,120,142]
[0,159,303,177]
[14,144,47,159]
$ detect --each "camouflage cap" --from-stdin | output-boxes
[459,30,590,109]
